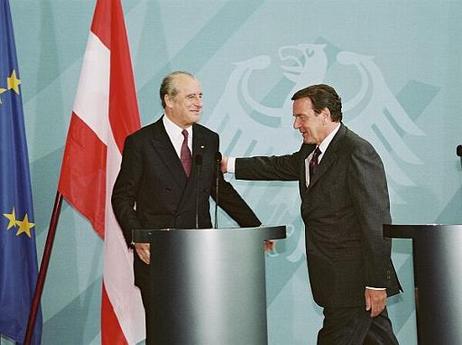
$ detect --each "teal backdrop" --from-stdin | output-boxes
[3,0,462,344]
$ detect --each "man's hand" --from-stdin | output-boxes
[365,288,387,317]
[221,155,228,173]
[135,243,150,264]
[264,240,275,253]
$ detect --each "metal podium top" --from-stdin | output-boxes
[383,224,462,238]
[132,225,286,243]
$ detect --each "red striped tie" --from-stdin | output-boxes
[181,129,192,176]
[309,147,321,177]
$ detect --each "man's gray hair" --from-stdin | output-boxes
[159,71,195,108]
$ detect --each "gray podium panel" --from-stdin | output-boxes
[384,224,462,345]
[133,226,286,345]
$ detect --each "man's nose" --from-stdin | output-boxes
[293,117,300,129]
[194,96,203,107]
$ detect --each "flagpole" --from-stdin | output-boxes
[24,191,64,345]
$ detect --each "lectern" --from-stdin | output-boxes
[384,224,462,345]
[132,226,286,345]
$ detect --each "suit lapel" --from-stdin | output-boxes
[192,124,207,161]
[176,124,209,213]
[299,144,314,192]
[184,124,206,191]
[150,117,187,189]
[307,124,346,191]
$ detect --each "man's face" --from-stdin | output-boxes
[292,97,326,145]
[165,75,203,128]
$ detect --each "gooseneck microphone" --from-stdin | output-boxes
[214,152,222,229]
[194,154,203,229]
[457,145,462,157]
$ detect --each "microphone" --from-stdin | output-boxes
[194,154,203,229]
[214,152,222,229]
[457,145,462,157]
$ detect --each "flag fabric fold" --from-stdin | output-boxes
[0,0,42,344]
[57,0,145,343]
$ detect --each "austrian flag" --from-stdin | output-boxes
[58,0,145,344]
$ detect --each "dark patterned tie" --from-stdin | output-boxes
[309,147,322,177]
[181,129,192,177]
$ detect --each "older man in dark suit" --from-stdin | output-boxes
[224,84,401,344]
[111,71,261,345]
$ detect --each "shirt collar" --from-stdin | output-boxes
[318,123,341,156]
[163,114,192,139]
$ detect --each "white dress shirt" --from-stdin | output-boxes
[305,123,341,187]
[162,115,192,158]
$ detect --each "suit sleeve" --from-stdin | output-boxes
[348,142,393,288]
[111,135,143,247]
[221,147,304,226]
[208,133,261,227]
[235,152,302,181]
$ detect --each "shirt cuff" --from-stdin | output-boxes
[228,157,236,174]
[366,286,386,290]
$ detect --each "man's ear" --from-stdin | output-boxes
[321,107,331,122]
[164,94,173,108]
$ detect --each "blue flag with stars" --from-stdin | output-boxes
[0,0,42,344]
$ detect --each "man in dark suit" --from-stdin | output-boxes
[223,84,401,344]
[111,71,262,344]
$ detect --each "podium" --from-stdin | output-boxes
[384,224,462,345]
[132,226,286,345]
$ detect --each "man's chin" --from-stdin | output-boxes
[190,113,201,122]
[302,135,313,144]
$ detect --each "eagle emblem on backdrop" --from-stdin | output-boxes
[206,43,425,267]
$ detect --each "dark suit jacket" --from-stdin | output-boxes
[236,124,400,308]
[112,117,261,288]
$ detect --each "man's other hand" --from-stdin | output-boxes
[221,155,228,173]
[264,240,275,253]
[365,288,387,317]
[135,242,150,264]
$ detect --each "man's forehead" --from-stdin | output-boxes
[293,97,312,106]
[293,97,312,111]
[174,75,201,91]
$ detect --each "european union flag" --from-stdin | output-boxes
[0,0,42,344]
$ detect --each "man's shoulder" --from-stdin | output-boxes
[127,121,160,141]
[341,126,373,149]
[193,123,218,138]
[341,126,379,157]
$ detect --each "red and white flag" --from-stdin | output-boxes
[58,0,145,343]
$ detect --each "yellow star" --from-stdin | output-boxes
[16,213,35,238]
[7,70,21,95]
[3,208,17,230]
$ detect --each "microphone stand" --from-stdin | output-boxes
[194,154,202,229]
[214,152,222,229]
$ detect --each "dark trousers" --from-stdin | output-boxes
[139,282,154,345]
[317,306,399,345]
